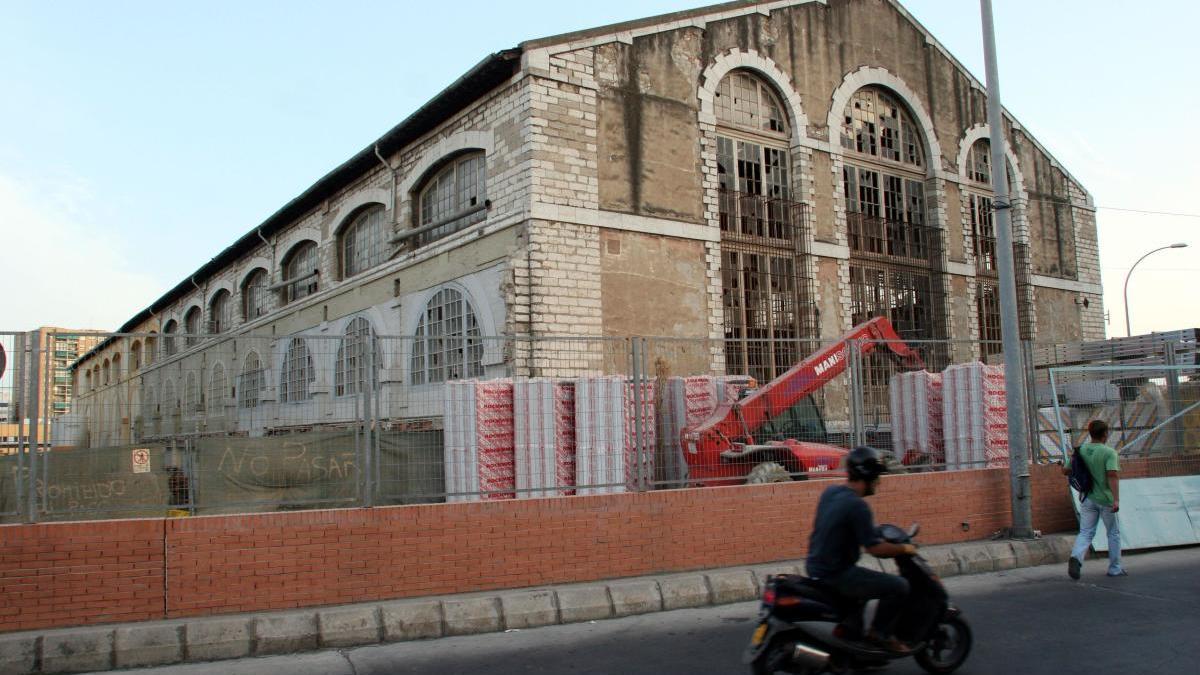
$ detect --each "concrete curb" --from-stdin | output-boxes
[0,535,1075,674]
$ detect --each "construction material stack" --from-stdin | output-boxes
[942,363,1008,469]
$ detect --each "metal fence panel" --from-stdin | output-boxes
[1,328,1195,523]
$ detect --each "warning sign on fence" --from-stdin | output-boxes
[131,448,151,474]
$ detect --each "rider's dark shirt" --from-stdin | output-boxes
[805,484,882,579]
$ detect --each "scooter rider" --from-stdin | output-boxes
[805,446,917,654]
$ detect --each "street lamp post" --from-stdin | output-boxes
[1123,243,1188,337]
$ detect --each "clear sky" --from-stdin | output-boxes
[2,0,1197,338]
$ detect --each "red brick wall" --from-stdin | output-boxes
[0,459,1180,632]
[0,519,164,632]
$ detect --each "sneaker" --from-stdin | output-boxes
[1106,569,1128,577]
[1068,557,1081,580]
[864,631,913,655]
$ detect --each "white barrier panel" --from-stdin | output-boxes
[513,379,576,498]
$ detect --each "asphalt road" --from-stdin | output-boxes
[113,546,1200,675]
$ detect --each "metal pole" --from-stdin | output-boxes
[26,339,41,522]
[363,339,375,508]
[15,336,27,518]
[848,340,865,448]
[981,0,1033,538]
[631,338,646,492]
[1164,342,1184,453]
[1123,244,1188,337]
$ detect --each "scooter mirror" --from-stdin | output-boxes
[908,523,920,538]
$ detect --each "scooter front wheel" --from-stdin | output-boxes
[914,615,972,674]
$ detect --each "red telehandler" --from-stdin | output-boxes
[680,317,924,486]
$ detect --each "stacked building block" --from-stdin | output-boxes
[573,377,656,495]
[942,363,1008,470]
[443,380,515,501]
[888,371,944,465]
[513,378,576,498]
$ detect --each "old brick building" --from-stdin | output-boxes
[74,0,1101,445]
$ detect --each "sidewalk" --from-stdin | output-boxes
[0,534,1075,675]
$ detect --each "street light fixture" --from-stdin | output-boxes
[1123,242,1188,337]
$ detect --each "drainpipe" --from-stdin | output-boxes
[375,144,401,259]
[256,227,275,283]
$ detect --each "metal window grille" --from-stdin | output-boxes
[242,269,269,320]
[280,338,314,403]
[335,317,379,396]
[238,352,263,409]
[416,153,487,247]
[209,362,226,414]
[341,206,388,278]
[283,242,319,304]
[977,281,1003,357]
[970,193,997,274]
[841,88,924,169]
[410,288,484,385]
[184,307,202,346]
[209,290,231,333]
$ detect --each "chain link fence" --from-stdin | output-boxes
[1,328,1197,523]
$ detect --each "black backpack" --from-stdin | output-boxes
[1067,446,1093,502]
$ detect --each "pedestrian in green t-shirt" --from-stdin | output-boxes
[1060,419,1125,579]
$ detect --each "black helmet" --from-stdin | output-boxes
[846,446,888,482]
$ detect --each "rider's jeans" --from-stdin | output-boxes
[825,566,910,636]
[1071,497,1123,575]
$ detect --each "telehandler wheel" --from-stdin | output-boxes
[745,461,792,484]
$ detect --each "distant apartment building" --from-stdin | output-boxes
[11,328,103,421]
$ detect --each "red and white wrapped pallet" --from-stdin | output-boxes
[443,379,516,501]
[513,378,576,498]
[574,376,627,496]
[888,371,944,466]
[942,363,1008,470]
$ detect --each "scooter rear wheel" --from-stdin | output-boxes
[914,616,972,674]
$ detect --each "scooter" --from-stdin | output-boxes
[743,523,971,674]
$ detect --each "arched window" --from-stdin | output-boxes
[841,87,945,419]
[416,153,487,247]
[966,139,991,184]
[184,307,202,346]
[163,321,178,356]
[841,87,925,168]
[209,363,227,414]
[242,268,269,320]
[209,290,232,334]
[145,334,157,365]
[713,70,810,382]
[340,205,389,279]
[112,354,122,382]
[238,352,264,409]
[102,359,111,385]
[92,366,100,389]
[163,379,177,415]
[411,288,483,385]
[130,341,142,372]
[335,317,380,397]
[85,371,92,391]
[280,338,315,403]
[282,242,319,304]
[184,372,200,413]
